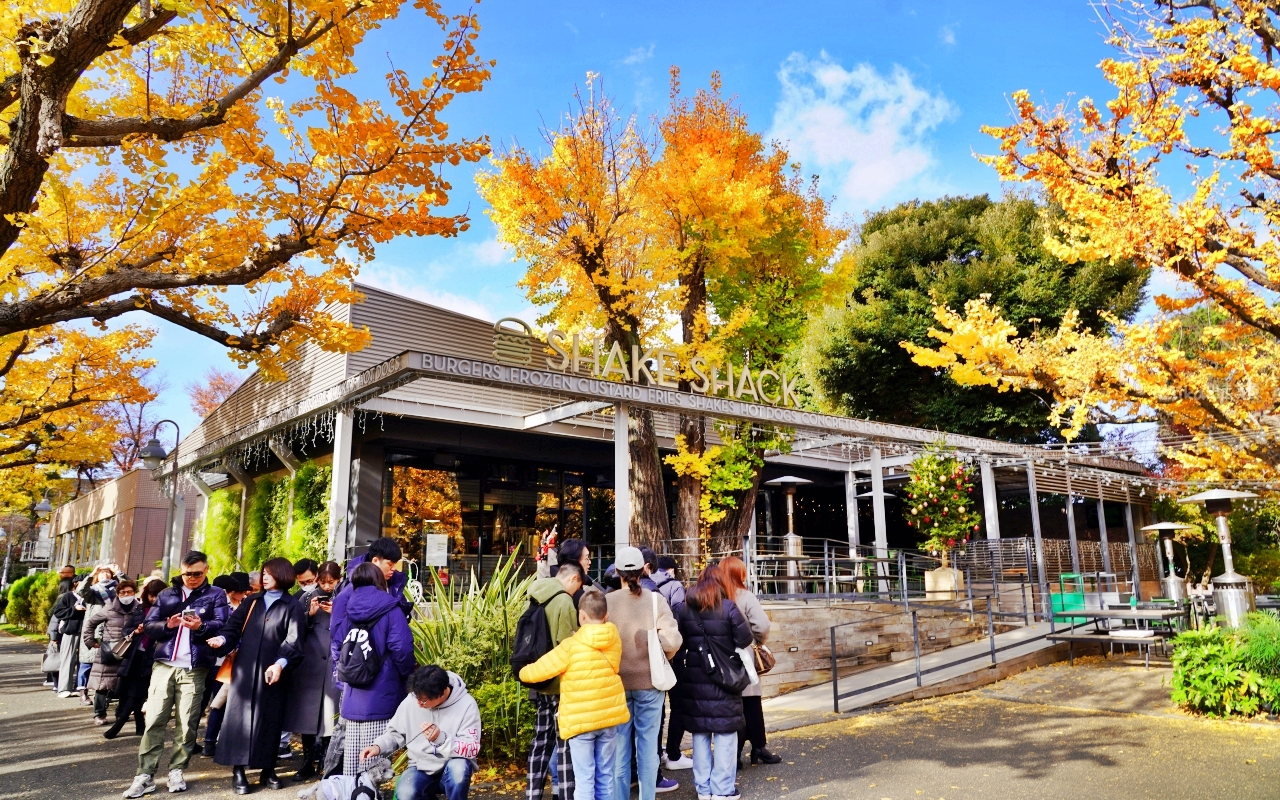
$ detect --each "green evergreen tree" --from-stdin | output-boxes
[798,195,1148,442]
[904,441,982,564]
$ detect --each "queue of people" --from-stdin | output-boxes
[38,536,775,800]
[519,546,777,800]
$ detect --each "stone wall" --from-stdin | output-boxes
[759,599,1007,698]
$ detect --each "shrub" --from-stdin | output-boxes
[7,571,63,633]
[410,552,532,687]
[1170,614,1280,718]
[5,574,37,629]
[470,679,535,764]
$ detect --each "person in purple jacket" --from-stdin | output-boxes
[330,560,417,776]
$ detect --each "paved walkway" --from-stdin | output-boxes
[762,621,1059,729]
[0,631,259,799]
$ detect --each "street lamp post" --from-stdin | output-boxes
[0,527,10,590]
[139,420,181,578]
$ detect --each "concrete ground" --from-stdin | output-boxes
[4,631,1280,800]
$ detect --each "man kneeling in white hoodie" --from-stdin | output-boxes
[361,665,482,800]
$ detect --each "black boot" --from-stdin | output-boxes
[103,716,126,740]
[232,766,251,795]
[293,743,317,782]
[260,767,283,790]
[751,747,782,765]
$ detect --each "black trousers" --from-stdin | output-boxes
[741,696,766,752]
[665,705,685,761]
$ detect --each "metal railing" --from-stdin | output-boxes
[828,596,1067,713]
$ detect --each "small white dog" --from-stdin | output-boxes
[296,758,395,800]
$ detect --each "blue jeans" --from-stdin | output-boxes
[568,725,618,800]
[612,689,664,800]
[77,661,91,689]
[396,760,475,800]
[691,732,737,798]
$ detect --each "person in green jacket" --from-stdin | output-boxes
[525,561,583,800]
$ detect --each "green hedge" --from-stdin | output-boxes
[5,570,61,633]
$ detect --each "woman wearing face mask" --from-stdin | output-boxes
[82,578,143,725]
[208,558,305,794]
[103,579,165,739]
[282,560,342,781]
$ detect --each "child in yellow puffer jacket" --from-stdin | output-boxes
[519,589,629,800]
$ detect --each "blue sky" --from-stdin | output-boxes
[147,0,1121,437]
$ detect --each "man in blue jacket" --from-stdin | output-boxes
[331,537,412,623]
[124,551,230,798]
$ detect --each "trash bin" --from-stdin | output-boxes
[1212,572,1255,628]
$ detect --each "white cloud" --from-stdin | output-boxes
[623,44,654,65]
[359,261,499,321]
[469,236,511,266]
[770,52,956,213]
[940,25,956,46]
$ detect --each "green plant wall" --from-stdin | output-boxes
[204,487,243,575]
[199,460,331,574]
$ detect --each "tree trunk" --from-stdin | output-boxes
[673,415,704,574]
[628,406,670,551]
[1198,541,1216,588]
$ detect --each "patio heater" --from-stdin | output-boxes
[1139,521,1195,604]
[1179,488,1259,627]
[765,476,812,595]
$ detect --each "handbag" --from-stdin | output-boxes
[648,592,677,691]
[40,640,61,672]
[216,599,257,683]
[752,643,776,675]
[691,605,750,694]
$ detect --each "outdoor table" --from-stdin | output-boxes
[1049,607,1185,669]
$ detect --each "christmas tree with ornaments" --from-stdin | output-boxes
[904,441,982,566]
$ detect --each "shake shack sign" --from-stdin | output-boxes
[490,318,804,408]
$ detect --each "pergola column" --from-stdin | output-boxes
[327,409,354,562]
[1027,460,1048,618]
[844,468,860,551]
[980,456,1000,540]
[1065,470,1081,575]
[1097,479,1113,581]
[870,447,889,595]
[1125,489,1142,601]
[614,402,631,548]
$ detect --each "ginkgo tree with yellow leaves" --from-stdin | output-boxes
[0,0,493,473]
[479,72,843,555]
[906,0,1280,483]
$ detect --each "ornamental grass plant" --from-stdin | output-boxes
[409,551,535,767]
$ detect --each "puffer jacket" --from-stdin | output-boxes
[652,572,686,613]
[82,597,144,693]
[524,577,579,695]
[519,622,629,739]
[330,584,417,721]
[143,578,230,669]
[671,599,753,734]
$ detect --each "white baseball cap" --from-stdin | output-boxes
[614,546,644,572]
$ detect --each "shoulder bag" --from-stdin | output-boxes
[752,643,776,675]
[216,599,257,683]
[648,592,677,691]
[691,605,750,694]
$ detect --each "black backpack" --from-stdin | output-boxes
[336,619,384,687]
[510,591,564,689]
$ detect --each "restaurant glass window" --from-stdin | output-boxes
[382,464,479,563]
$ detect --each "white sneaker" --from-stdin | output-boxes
[664,754,694,770]
[697,795,711,800]
[57,690,74,698]
[167,769,186,793]
[123,774,156,798]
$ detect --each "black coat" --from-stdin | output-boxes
[51,590,85,637]
[214,592,305,768]
[81,598,143,693]
[118,601,158,700]
[281,589,339,736]
[671,599,753,734]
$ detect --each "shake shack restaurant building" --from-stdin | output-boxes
[172,284,1158,591]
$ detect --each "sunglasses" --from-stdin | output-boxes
[181,571,206,578]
